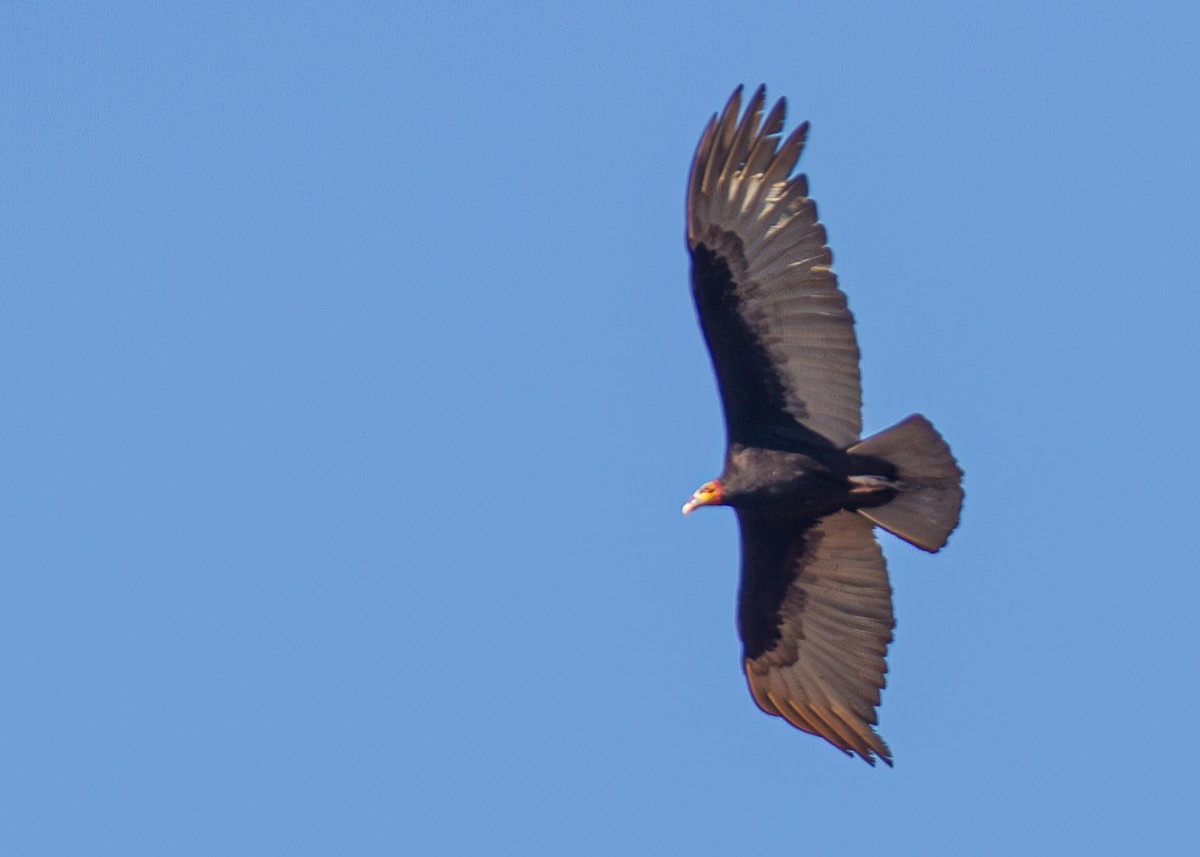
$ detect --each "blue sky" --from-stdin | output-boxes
[3,1,1198,854]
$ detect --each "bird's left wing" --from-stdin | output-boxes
[688,85,862,451]
[737,510,895,765]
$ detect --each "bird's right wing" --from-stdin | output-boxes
[737,509,895,766]
[688,85,862,451]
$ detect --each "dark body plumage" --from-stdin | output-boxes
[683,86,964,766]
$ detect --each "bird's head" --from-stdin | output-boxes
[682,480,723,515]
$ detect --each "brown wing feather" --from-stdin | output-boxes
[737,510,895,766]
[688,85,862,450]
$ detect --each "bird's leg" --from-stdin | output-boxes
[848,475,901,494]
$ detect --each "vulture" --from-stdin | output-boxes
[682,86,964,766]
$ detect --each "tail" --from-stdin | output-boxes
[849,415,964,553]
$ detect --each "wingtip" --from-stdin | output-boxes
[855,740,893,768]
[724,84,744,114]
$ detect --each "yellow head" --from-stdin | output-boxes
[681,480,723,515]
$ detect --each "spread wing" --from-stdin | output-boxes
[687,85,862,451]
[737,510,895,766]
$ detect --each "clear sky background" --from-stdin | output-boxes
[3,2,1198,854]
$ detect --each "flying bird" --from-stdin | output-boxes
[682,86,964,766]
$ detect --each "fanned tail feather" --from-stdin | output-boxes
[849,415,963,553]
